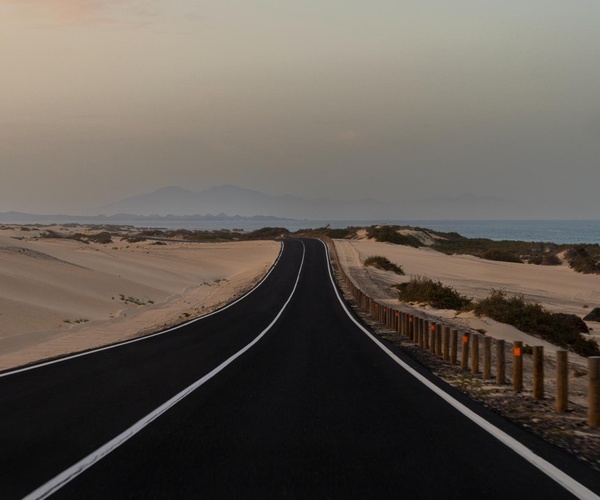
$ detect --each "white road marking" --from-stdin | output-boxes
[1,242,284,378]
[22,241,305,500]
[321,239,599,500]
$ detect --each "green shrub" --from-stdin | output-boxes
[565,246,600,274]
[481,249,522,263]
[87,232,113,244]
[528,253,561,266]
[364,255,404,275]
[473,290,599,357]
[366,226,423,247]
[584,308,600,322]
[394,276,472,310]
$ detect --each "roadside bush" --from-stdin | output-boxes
[395,276,472,310]
[473,290,599,357]
[363,255,404,275]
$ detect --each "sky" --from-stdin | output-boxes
[1,1,599,217]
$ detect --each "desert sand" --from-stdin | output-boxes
[334,236,600,367]
[0,225,280,371]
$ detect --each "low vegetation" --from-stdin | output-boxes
[433,238,563,266]
[565,246,600,274]
[363,255,404,275]
[366,226,424,247]
[394,276,472,310]
[473,290,598,357]
[584,307,600,322]
[395,278,599,357]
[480,249,522,263]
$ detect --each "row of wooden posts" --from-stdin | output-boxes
[326,239,600,428]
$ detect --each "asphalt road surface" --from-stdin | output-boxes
[1,238,599,499]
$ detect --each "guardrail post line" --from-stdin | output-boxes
[471,333,479,374]
[513,341,523,393]
[483,336,492,379]
[533,346,544,400]
[556,350,568,413]
[450,329,458,365]
[496,339,505,385]
[588,357,600,427]
[461,332,470,371]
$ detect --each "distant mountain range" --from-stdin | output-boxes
[1,185,548,222]
[97,185,520,220]
[98,185,394,220]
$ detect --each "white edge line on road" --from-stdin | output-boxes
[321,239,599,500]
[1,241,285,379]
[23,240,305,500]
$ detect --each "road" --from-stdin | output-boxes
[1,238,598,499]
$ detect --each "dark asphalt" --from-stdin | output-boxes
[1,238,599,499]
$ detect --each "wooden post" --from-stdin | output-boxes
[450,329,458,365]
[435,324,441,358]
[533,346,544,400]
[443,326,450,361]
[409,315,414,341]
[513,341,523,393]
[496,339,505,385]
[483,336,492,379]
[430,323,437,354]
[423,320,429,350]
[471,333,479,374]
[461,332,469,371]
[418,318,424,348]
[589,357,600,428]
[556,350,568,413]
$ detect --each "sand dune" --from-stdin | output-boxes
[334,238,600,365]
[0,226,279,371]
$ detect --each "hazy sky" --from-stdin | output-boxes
[1,1,599,216]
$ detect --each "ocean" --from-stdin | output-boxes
[15,218,598,245]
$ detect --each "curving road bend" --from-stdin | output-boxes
[1,238,599,499]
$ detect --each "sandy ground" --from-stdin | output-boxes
[0,225,280,371]
[334,238,600,357]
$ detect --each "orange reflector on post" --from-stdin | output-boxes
[409,316,413,323]
[462,334,469,344]
[514,347,522,357]
[431,325,436,332]
[395,312,399,317]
